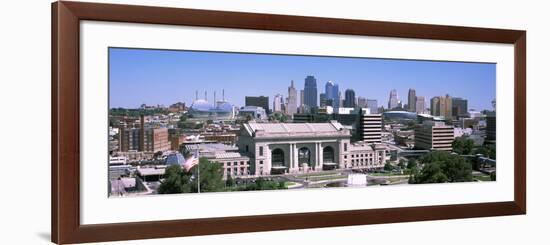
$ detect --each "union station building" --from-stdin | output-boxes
[237,121,388,176]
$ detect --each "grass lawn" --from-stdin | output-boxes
[305,175,347,182]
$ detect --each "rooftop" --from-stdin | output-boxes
[137,167,165,176]
[214,152,249,159]
[242,121,350,138]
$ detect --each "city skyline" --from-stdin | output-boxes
[109,47,496,111]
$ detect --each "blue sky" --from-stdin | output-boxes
[109,47,496,111]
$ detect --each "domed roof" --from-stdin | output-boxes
[215,101,233,112]
[190,99,214,112]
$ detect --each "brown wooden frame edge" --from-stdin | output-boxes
[52,1,526,244]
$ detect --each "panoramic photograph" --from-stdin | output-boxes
[107,47,497,197]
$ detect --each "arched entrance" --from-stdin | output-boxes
[271,148,286,174]
[298,147,313,168]
[323,146,337,170]
[323,146,335,163]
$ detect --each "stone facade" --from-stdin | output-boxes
[238,121,386,176]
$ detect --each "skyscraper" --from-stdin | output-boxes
[357,96,367,108]
[430,97,440,116]
[442,94,453,118]
[304,75,318,108]
[408,89,417,112]
[286,80,297,115]
[245,96,269,113]
[415,96,426,114]
[366,99,378,113]
[430,95,453,118]
[319,93,328,107]
[325,81,339,108]
[299,90,304,107]
[343,89,356,108]
[273,94,283,112]
[451,97,468,118]
[388,89,399,109]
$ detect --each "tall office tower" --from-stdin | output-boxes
[273,94,283,112]
[366,99,378,113]
[359,108,382,144]
[245,96,269,113]
[319,93,328,107]
[408,89,417,112]
[388,89,399,109]
[357,96,367,108]
[442,94,453,118]
[430,95,453,118]
[325,81,340,108]
[286,80,297,115]
[414,121,455,151]
[304,75,318,108]
[415,96,426,114]
[430,97,440,116]
[451,97,468,118]
[485,111,496,145]
[299,90,304,107]
[343,89,356,108]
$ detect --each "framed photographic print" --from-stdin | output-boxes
[51,1,526,244]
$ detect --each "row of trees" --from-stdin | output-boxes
[158,157,287,194]
[157,158,226,194]
[408,151,473,184]
[452,137,496,159]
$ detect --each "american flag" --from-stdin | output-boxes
[183,150,199,172]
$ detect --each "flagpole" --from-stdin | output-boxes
[197,149,200,193]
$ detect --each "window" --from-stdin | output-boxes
[245,145,249,152]
[260,160,263,165]
[240,161,244,165]
[344,143,348,151]
[233,162,238,166]
[259,146,263,156]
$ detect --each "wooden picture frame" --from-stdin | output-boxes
[51,1,526,244]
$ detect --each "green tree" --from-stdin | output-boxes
[398,159,406,169]
[234,177,287,191]
[269,112,288,122]
[452,137,475,155]
[384,162,394,171]
[407,159,417,169]
[476,144,496,159]
[192,158,225,193]
[413,161,448,183]
[157,165,194,194]
[158,158,225,194]
[411,151,472,184]
[225,175,235,187]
